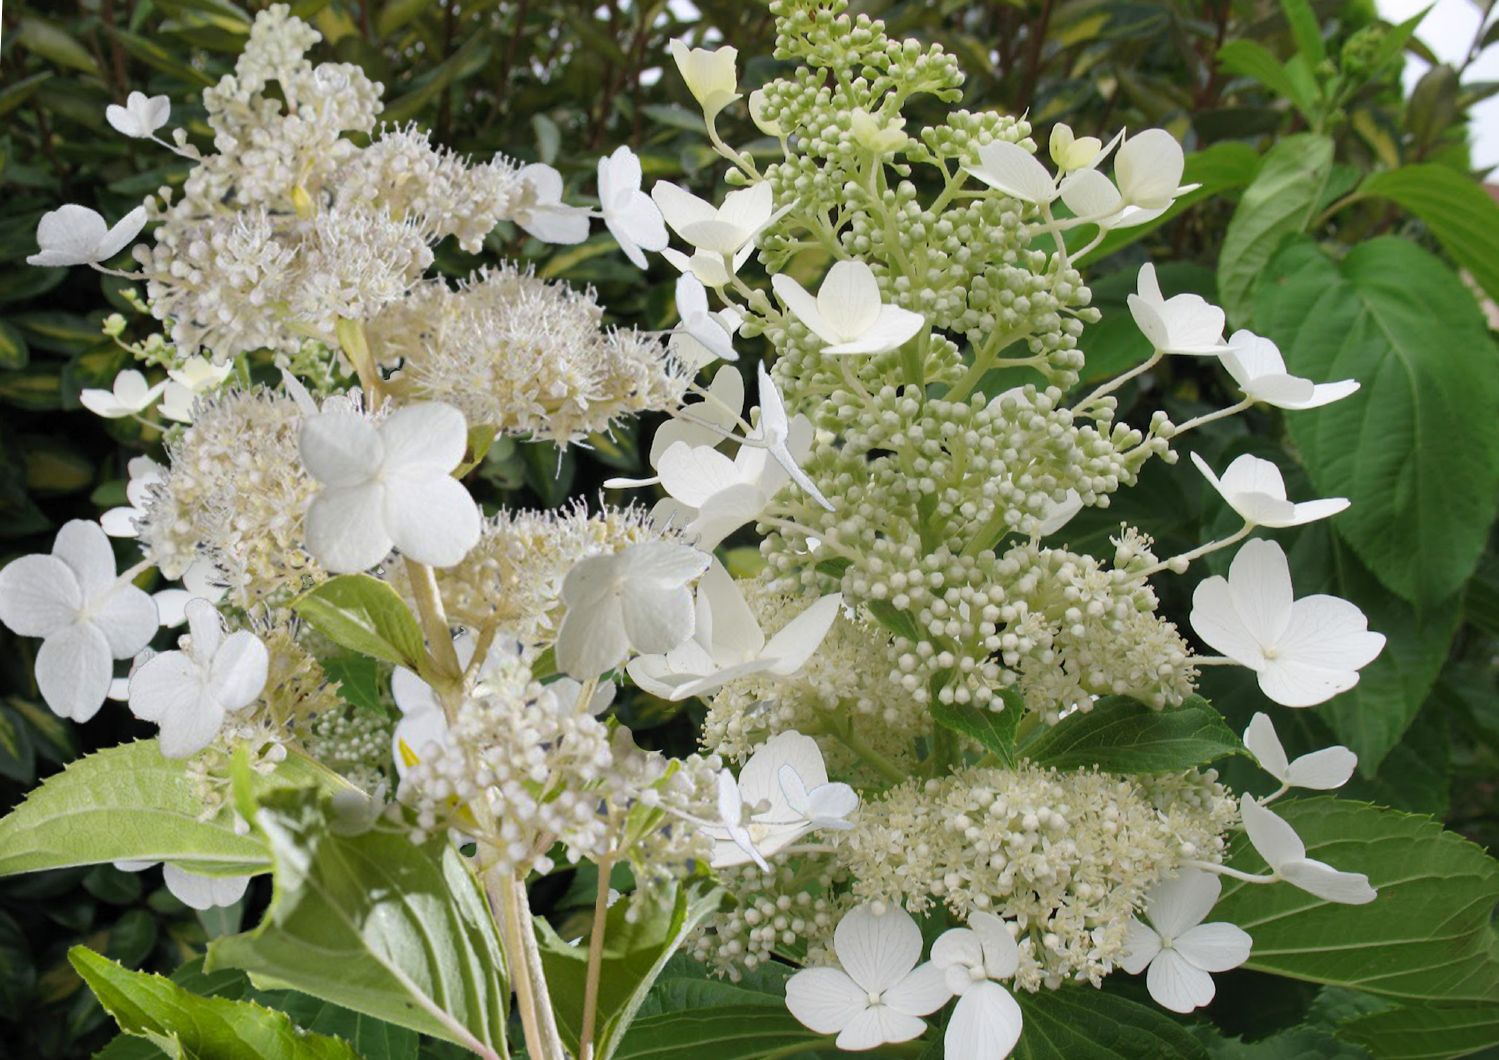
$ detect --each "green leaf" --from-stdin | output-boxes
[1280,0,1326,65]
[292,574,427,671]
[1338,1000,1499,1059]
[1013,985,1208,1059]
[17,17,100,73]
[1213,798,1499,1004]
[381,35,491,124]
[1022,695,1242,773]
[110,28,217,86]
[1217,132,1333,326]
[1217,40,1301,108]
[536,877,723,1060]
[612,1005,828,1059]
[864,599,920,642]
[253,990,422,1060]
[206,783,509,1055]
[320,652,386,715]
[71,946,358,1059]
[1254,237,1499,605]
[0,741,344,877]
[1357,164,1499,306]
[931,688,1024,767]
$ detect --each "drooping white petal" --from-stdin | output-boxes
[1225,538,1295,647]
[1190,576,1266,670]
[970,911,1020,979]
[762,592,842,674]
[835,1006,926,1051]
[771,272,840,346]
[555,600,630,679]
[651,182,719,240]
[965,140,1057,204]
[304,482,392,574]
[37,621,114,722]
[1145,948,1216,1013]
[1243,712,1290,782]
[162,864,249,910]
[28,205,108,267]
[95,206,150,262]
[90,584,159,658]
[381,469,481,568]
[300,410,383,487]
[945,982,1024,1060]
[1285,745,1358,790]
[208,630,269,712]
[0,554,80,637]
[1277,595,1386,676]
[1239,794,1305,869]
[1058,168,1122,219]
[619,580,696,655]
[698,562,765,661]
[53,519,119,600]
[1258,660,1360,709]
[784,967,867,1034]
[1172,922,1252,973]
[826,305,925,356]
[1115,129,1186,210]
[834,904,922,994]
[1279,858,1377,905]
[816,260,882,342]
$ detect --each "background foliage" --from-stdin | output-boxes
[1,0,1495,1056]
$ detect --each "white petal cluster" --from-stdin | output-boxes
[1240,795,1376,904]
[1120,870,1251,1013]
[932,912,1025,1059]
[1243,712,1357,791]
[1192,454,1349,529]
[28,204,148,268]
[772,259,925,356]
[598,146,668,268]
[106,91,171,139]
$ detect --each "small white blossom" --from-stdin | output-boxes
[1121,870,1252,1013]
[652,181,783,261]
[114,859,249,910]
[931,912,1024,1060]
[0,521,156,721]
[668,38,740,120]
[1243,712,1357,790]
[168,356,235,394]
[674,274,738,363]
[106,91,171,138]
[1221,331,1360,410]
[1239,795,1377,904]
[1128,263,1226,356]
[605,365,745,489]
[512,164,590,244]
[299,401,481,573]
[1113,128,1199,211]
[554,541,711,678]
[1190,539,1383,706]
[964,140,1059,205]
[628,562,841,700]
[771,259,925,355]
[158,381,197,423]
[28,204,148,268]
[128,598,268,758]
[101,456,165,538]
[80,369,166,419]
[598,146,668,268]
[785,904,952,1050]
[1191,453,1349,529]
[754,361,833,510]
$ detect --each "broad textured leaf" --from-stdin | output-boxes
[1338,1000,1499,1059]
[1013,986,1208,1059]
[207,784,508,1055]
[536,877,723,1060]
[1255,238,1499,604]
[1022,695,1242,773]
[255,990,422,1060]
[612,1005,827,1059]
[1214,798,1499,1004]
[932,688,1023,767]
[0,741,345,877]
[71,947,358,1059]
[292,574,427,671]
[1358,164,1499,306]
[1217,133,1333,326]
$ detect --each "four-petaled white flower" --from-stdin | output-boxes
[554,541,711,678]
[652,181,783,263]
[80,369,166,419]
[1127,263,1227,356]
[771,259,925,356]
[605,365,744,490]
[964,140,1060,205]
[1190,539,1384,707]
[28,204,148,268]
[1121,869,1252,1013]
[785,904,952,1050]
[1221,330,1360,410]
[1191,453,1349,529]
[1112,128,1198,211]
[106,91,171,139]
[1239,794,1377,904]
[629,562,842,700]
[1243,712,1357,791]
[674,274,739,364]
[0,520,156,721]
[931,911,1024,1060]
[299,401,481,573]
[512,164,591,244]
[754,361,833,511]
[668,39,740,120]
[704,731,857,869]
[128,598,268,758]
[598,146,668,269]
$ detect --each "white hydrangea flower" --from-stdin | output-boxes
[674,274,739,364]
[785,904,952,1050]
[158,381,197,423]
[754,361,833,511]
[1243,712,1357,791]
[1220,330,1360,410]
[605,365,745,489]
[627,562,841,700]
[28,204,148,268]
[1127,263,1227,356]
[101,456,165,538]
[931,911,1024,1060]
[711,768,769,870]
[704,731,857,870]
[554,541,711,678]
[964,139,1059,205]
[1049,123,1114,171]
[105,91,171,139]
[1239,795,1377,904]
[128,598,268,758]
[771,259,925,356]
[668,38,740,120]
[1120,870,1251,1013]
[598,146,668,269]
[0,520,156,721]
[1113,128,1199,211]
[652,181,784,261]
[1190,539,1383,707]
[299,401,481,573]
[168,355,235,394]
[1190,453,1349,529]
[115,859,249,909]
[511,163,591,244]
[80,369,166,419]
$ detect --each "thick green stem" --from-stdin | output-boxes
[404,557,464,702]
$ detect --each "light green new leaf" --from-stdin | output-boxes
[1217,40,1307,115]
[612,1005,828,1060]
[1358,164,1499,305]
[1338,1000,1499,1059]
[1254,237,1499,605]
[1217,133,1333,326]
[1013,986,1208,1059]
[1213,798,1499,1004]
[537,877,724,1060]
[292,574,427,671]
[1280,0,1327,65]
[0,741,345,878]
[71,946,358,1060]
[931,688,1024,767]
[207,783,509,1056]
[1021,695,1242,773]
